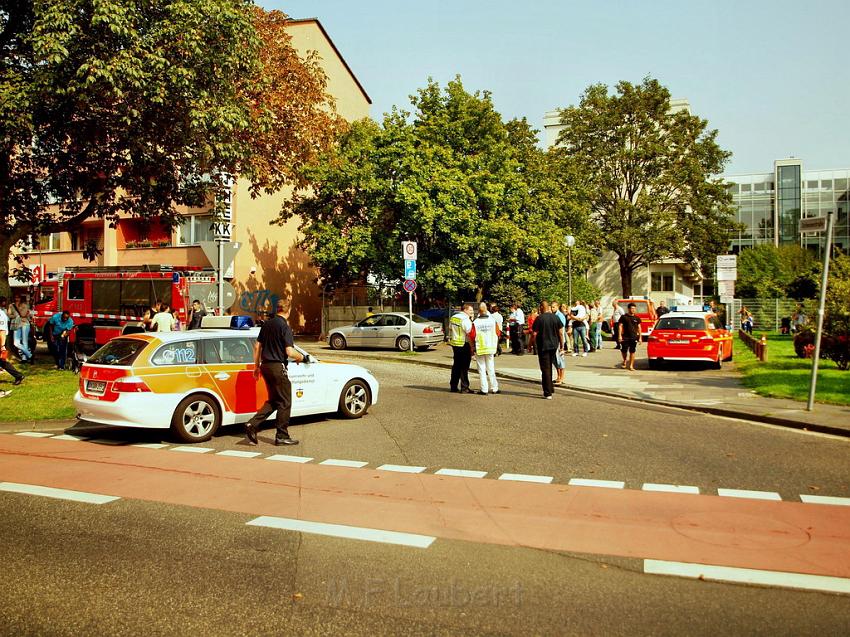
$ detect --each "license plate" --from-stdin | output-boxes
[86,380,107,394]
[669,339,689,344]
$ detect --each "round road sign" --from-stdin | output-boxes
[403,279,417,293]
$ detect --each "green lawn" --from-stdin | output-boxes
[0,358,80,422]
[735,333,850,406]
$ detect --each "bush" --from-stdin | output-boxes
[793,328,850,370]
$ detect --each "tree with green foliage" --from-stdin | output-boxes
[735,244,820,299]
[0,1,340,297]
[281,77,597,303]
[554,77,737,296]
[823,252,850,369]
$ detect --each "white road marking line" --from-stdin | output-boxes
[800,495,850,507]
[644,559,850,595]
[717,488,782,501]
[88,438,127,446]
[435,468,487,478]
[266,454,314,464]
[0,482,119,505]
[377,464,426,474]
[132,443,169,449]
[217,450,263,458]
[246,516,435,548]
[642,483,700,494]
[170,446,214,454]
[568,478,625,489]
[498,473,554,484]
[319,459,369,468]
[51,434,89,441]
[14,432,53,438]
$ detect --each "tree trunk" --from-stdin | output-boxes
[475,286,484,303]
[0,225,29,299]
[618,255,633,298]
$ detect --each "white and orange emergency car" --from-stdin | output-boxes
[73,324,379,443]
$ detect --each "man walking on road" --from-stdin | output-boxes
[449,303,474,393]
[472,302,500,395]
[244,299,305,446]
[532,301,564,399]
[617,302,642,371]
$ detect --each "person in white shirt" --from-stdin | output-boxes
[569,300,590,356]
[508,303,525,355]
[472,302,500,394]
[611,301,625,350]
[151,303,176,332]
[489,303,504,356]
[0,297,24,389]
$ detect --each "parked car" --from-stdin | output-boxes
[646,311,733,369]
[328,312,443,351]
[74,322,379,443]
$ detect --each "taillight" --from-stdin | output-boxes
[698,333,714,341]
[647,335,658,342]
[423,327,434,334]
[112,377,152,393]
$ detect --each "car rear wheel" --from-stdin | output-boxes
[329,334,347,350]
[712,354,722,370]
[338,379,371,418]
[648,358,661,370]
[171,394,221,443]
[396,335,411,351]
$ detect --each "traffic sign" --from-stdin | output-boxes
[403,279,417,293]
[716,254,737,281]
[800,216,827,233]
[718,279,735,298]
[404,259,416,280]
[402,241,417,261]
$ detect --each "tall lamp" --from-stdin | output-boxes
[565,235,575,304]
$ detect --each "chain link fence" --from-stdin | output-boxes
[721,298,808,333]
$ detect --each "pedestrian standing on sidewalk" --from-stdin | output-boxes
[508,303,525,355]
[569,300,590,357]
[551,301,567,385]
[471,302,500,395]
[10,295,33,362]
[532,301,564,399]
[187,300,207,330]
[151,303,175,332]
[489,304,504,356]
[448,303,474,393]
[591,299,604,352]
[244,299,304,446]
[559,303,574,353]
[0,299,24,389]
[617,302,642,371]
[611,301,624,350]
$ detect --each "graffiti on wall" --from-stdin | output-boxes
[240,289,280,315]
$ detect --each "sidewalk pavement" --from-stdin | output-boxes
[311,339,850,438]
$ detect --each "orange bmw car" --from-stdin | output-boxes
[646,310,733,369]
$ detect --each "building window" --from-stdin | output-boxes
[178,215,214,245]
[19,233,62,252]
[651,272,674,292]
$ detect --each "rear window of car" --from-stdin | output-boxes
[88,338,147,366]
[656,317,707,331]
[412,315,432,324]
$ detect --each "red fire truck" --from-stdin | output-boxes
[32,265,221,347]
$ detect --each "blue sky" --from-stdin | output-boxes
[264,0,849,175]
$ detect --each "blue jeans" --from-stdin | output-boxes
[572,324,589,353]
[591,323,602,350]
[14,323,32,360]
[54,336,69,369]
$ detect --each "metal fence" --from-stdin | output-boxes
[721,298,807,333]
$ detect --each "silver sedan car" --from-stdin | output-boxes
[328,312,444,351]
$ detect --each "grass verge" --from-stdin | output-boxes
[735,333,850,406]
[0,358,79,421]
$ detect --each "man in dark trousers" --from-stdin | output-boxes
[244,299,307,446]
[618,302,642,371]
[532,300,564,399]
[448,303,474,393]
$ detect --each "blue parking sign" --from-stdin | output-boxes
[404,259,416,280]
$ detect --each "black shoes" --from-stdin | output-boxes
[477,391,487,395]
[449,388,459,393]
[275,438,299,446]
[459,388,473,394]
[13,378,23,386]
[244,424,258,445]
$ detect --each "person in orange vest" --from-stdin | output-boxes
[471,302,500,395]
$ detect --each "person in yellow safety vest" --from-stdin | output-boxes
[448,303,475,393]
[471,302,500,395]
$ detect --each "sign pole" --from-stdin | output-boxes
[408,291,414,352]
[807,212,835,411]
[217,240,224,315]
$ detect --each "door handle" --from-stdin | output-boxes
[214,372,230,380]
[186,368,202,378]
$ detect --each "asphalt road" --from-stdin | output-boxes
[2,356,849,635]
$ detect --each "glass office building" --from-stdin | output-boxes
[726,159,850,257]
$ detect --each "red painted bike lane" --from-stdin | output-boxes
[1,435,849,579]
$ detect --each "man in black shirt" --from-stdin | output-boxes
[617,303,642,371]
[187,300,206,330]
[531,301,564,399]
[244,299,308,446]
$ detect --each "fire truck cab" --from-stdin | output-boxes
[32,266,220,347]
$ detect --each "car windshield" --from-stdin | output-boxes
[88,338,147,366]
[656,317,706,331]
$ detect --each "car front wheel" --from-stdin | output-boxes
[171,394,221,443]
[339,379,371,418]
[330,334,347,350]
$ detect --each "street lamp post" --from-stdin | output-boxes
[565,235,575,304]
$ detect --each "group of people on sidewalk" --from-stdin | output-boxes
[449,301,644,399]
[505,299,608,357]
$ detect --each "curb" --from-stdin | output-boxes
[319,350,850,439]
[0,419,77,434]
